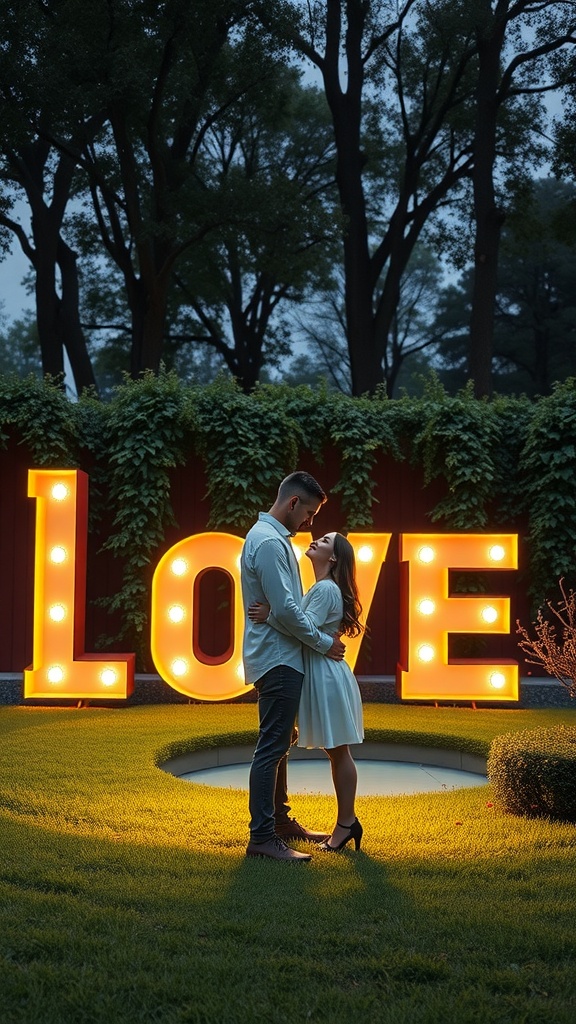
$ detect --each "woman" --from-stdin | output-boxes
[249,532,364,852]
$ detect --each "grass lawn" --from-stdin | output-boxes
[0,702,575,1024]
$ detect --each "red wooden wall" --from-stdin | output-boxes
[0,436,531,674]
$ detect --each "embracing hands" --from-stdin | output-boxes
[248,601,270,624]
[326,635,346,661]
[247,602,346,660]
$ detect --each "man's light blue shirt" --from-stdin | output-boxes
[241,512,333,685]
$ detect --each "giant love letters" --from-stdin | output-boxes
[24,469,519,703]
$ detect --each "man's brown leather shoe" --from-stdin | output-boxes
[275,817,330,843]
[246,836,312,861]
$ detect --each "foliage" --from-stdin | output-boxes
[94,371,191,664]
[170,71,339,392]
[410,379,504,528]
[0,372,78,464]
[517,578,576,697]
[488,725,576,822]
[2,3,576,398]
[492,179,576,395]
[259,0,480,396]
[253,381,405,528]
[518,378,576,601]
[431,178,576,397]
[193,376,299,531]
[327,390,402,528]
[488,393,533,524]
[0,314,42,380]
[3,373,576,662]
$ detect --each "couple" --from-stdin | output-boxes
[240,471,365,862]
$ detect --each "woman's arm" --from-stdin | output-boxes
[250,583,340,634]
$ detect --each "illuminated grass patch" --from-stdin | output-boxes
[0,704,575,1023]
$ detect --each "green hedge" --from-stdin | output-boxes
[2,371,576,660]
[487,726,576,822]
[155,727,489,769]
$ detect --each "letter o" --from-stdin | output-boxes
[151,532,247,701]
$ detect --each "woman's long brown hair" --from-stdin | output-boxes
[330,533,364,637]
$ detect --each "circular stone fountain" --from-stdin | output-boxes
[161,742,487,796]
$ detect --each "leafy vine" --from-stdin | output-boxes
[3,373,576,665]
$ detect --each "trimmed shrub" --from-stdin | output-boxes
[487,726,576,822]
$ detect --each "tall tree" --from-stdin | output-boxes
[2,1,269,383]
[61,0,276,380]
[258,1,576,397]
[432,178,576,396]
[63,52,338,392]
[466,0,576,398]
[257,0,480,394]
[291,244,444,396]
[166,73,339,391]
[0,1,100,392]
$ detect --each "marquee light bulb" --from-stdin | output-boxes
[481,605,498,624]
[49,604,66,622]
[171,558,188,577]
[489,545,505,562]
[168,605,185,624]
[171,658,188,677]
[417,644,435,662]
[418,546,435,564]
[47,665,64,684]
[100,668,117,687]
[51,483,69,501]
[292,545,304,561]
[236,663,245,681]
[357,545,374,563]
[50,546,67,564]
[418,599,436,616]
[489,671,506,689]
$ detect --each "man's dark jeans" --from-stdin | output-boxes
[248,665,303,843]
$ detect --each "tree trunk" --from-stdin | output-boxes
[138,286,169,375]
[323,1,383,396]
[11,143,97,391]
[34,247,65,380]
[468,11,507,399]
[533,323,550,396]
[57,239,98,394]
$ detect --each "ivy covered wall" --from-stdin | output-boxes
[1,372,576,673]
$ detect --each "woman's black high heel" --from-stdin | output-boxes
[317,818,363,852]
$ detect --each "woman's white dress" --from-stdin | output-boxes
[297,579,364,749]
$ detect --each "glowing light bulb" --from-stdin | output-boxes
[481,605,498,624]
[50,546,67,564]
[168,605,185,624]
[51,483,69,501]
[47,665,64,684]
[171,558,188,577]
[357,545,374,563]
[489,671,506,689]
[417,644,435,662]
[489,545,505,562]
[418,546,435,564]
[171,658,188,677]
[49,604,66,622]
[292,545,304,561]
[100,668,117,687]
[236,663,245,681]
[418,599,436,616]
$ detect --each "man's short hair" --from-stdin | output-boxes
[278,471,326,505]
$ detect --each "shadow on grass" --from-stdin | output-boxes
[2,811,576,1023]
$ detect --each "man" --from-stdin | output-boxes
[241,471,345,861]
